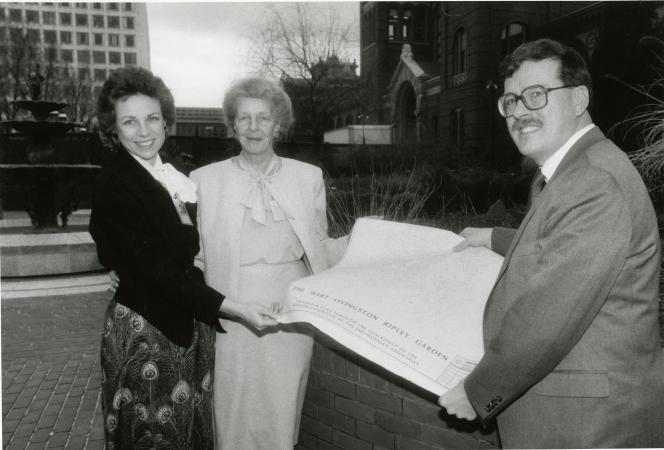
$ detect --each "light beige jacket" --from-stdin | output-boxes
[189,157,347,301]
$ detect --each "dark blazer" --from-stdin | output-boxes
[465,128,664,448]
[89,148,224,347]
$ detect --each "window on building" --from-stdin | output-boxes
[94,68,106,81]
[8,27,23,42]
[60,31,72,44]
[125,34,134,47]
[76,3,88,9]
[388,8,399,40]
[501,22,527,55]
[93,15,104,28]
[61,49,73,62]
[77,32,89,45]
[451,108,464,146]
[108,16,119,28]
[9,9,22,22]
[77,49,90,63]
[26,29,40,43]
[123,16,134,29]
[26,10,39,23]
[0,8,5,22]
[108,3,119,11]
[44,30,57,44]
[78,68,89,80]
[124,3,133,11]
[43,11,55,25]
[92,2,102,9]
[453,28,467,75]
[124,52,136,65]
[43,45,58,62]
[60,12,72,26]
[109,51,121,64]
[61,2,71,6]
[108,33,120,46]
[93,50,105,63]
[388,7,415,42]
[75,13,88,26]
[401,9,412,40]
[94,33,103,45]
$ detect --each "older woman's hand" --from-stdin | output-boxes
[109,270,120,293]
[219,299,280,330]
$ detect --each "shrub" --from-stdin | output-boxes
[325,165,435,237]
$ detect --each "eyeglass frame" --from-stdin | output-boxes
[497,84,581,118]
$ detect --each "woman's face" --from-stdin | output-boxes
[234,97,280,156]
[114,94,166,165]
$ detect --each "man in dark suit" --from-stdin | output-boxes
[438,38,664,448]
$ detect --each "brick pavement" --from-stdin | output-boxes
[2,291,112,449]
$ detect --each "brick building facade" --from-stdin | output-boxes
[360,1,664,169]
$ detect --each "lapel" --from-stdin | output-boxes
[494,127,607,283]
[269,161,318,269]
[112,148,190,246]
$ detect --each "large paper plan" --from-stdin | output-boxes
[278,218,504,395]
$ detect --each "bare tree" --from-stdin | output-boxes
[0,28,41,119]
[0,28,94,122]
[250,3,362,142]
[60,64,95,123]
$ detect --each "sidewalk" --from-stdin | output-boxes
[2,290,111,449]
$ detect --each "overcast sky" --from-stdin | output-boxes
[147,2,359,108]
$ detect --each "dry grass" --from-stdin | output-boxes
[325,167,435,237]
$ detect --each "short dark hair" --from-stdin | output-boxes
[499,38,592,103]
[97,66,175,144]
[223,77,293,137]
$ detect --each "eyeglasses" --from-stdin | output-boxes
[497,84,579,118]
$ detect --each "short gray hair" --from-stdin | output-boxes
[223,77,293,136]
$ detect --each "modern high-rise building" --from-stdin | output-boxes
[0,2,149,98]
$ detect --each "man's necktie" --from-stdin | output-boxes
[527,169,546,210]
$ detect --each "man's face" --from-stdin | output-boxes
[504,58,583,165]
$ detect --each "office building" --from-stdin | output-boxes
[0,2,149,99]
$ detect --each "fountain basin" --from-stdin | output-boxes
[1,230,103,277]
[7,120,78,135]
[12,100,69,121]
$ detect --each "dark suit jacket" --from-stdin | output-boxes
[89,148,224,347]
[465,128,664,448]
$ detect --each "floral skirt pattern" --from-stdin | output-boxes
[100,299,215,450]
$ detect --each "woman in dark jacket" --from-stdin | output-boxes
[90,67,278,449]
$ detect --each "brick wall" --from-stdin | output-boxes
[297,336,499,450]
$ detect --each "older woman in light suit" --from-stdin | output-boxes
[190,77,347,449]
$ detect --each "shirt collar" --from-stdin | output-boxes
[540,123,595,182]
[129,152,164,181]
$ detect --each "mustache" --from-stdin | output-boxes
[512,118,543,131]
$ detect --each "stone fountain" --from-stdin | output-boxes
[0,68,104,278]
[1,69,99,229]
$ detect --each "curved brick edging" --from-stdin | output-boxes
[298,336,499,450]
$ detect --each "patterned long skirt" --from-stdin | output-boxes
[100,299,215,450]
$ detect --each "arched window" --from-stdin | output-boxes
[388,9,399,40]
[402,9,412,40]
[453,28,467,75]
[451,108,464,146]
[501,22,527,55]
